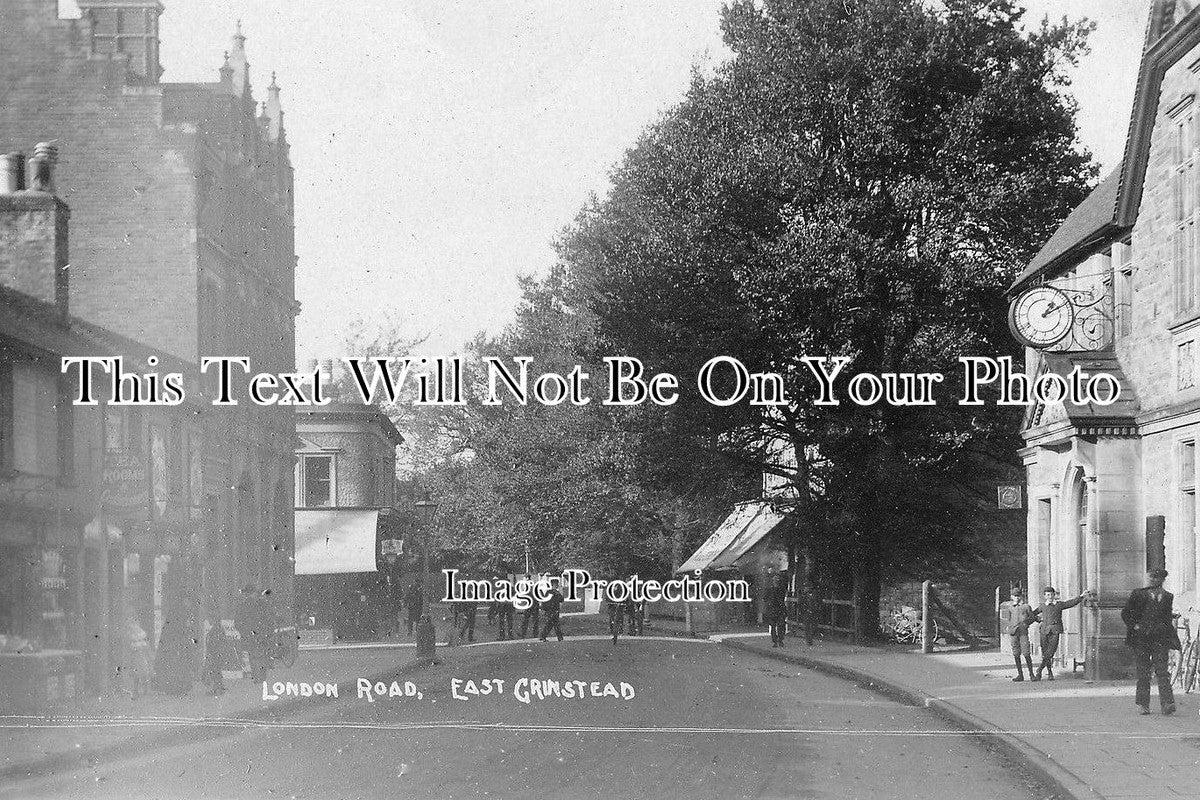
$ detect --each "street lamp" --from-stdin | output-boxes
[414,492,439,660]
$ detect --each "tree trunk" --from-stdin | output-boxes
[853,545,883,641]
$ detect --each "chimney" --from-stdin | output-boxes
[76,0,164,83]
[0,145,70,315]
[28,142,59,194]
[1,153,25,193]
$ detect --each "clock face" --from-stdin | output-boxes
[1009,285,1074,349]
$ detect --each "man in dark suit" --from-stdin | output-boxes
[539,582,565,642]
[1121,568,1181,715]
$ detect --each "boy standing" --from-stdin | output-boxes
[1033,586,1092,681]
[999,589,1036,681]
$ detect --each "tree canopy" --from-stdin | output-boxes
[403,0,1096,625]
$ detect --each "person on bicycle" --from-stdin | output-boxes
[1122,568,1180,715]
[999,588,1036,682]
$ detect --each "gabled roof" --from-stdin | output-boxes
[1015,0,1200,292]
[1012,168,1122,289]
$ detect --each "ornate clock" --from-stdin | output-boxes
[1008,285,1074,349]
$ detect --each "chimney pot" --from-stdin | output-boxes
[2,153,25,192]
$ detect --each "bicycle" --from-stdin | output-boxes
[1170,608,1199,693]
[881,606,938,645]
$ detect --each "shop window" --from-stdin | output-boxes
[300,455,334,508]
[105,406,143,456]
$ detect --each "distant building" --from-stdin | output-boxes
[0,2,299,632]
[294,402,408,642]
[1013,0,1200,678]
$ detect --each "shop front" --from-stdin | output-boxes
[294,508,406,642]
[0,509,86,713]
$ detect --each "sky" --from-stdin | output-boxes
[107,1,1150,358]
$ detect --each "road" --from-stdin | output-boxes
[8,635,1055,800]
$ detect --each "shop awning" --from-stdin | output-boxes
[295,509,379,575]
[677,501,785,573]
[709,503,787,569]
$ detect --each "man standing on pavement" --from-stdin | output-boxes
[765,578,788,648]
[494,593,515,641]
[625,595,643,636]
[235,584,269,683]
[999,588,1036,682]
[403,582,423,637]
[539,581,565,642]
[607,597,625,644]
[1032,586,1092,681]
[456,599,478,643]
[1121,568,1180,715]
[520,583,540,638]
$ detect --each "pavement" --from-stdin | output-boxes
[621,614,1199,800]
[4,611,1195,799]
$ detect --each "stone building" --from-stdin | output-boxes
[0,1,299,629]
[1013,0,1200,678]
[294,402,408,642]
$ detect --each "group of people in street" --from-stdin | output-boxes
[1001,569,1182,715]
[606,596,645,644]
[399,576,569,645]
[123,583,277,699]
[200,584,276,696]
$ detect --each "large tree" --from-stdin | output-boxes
[546,0,1095,633]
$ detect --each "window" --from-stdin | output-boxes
[56,376,73,484]
[1181,441,1197,592]
[300,455,334,508]
[1173,103,1199,314]
[1114,239,1134,338]
[1181,341,1196,390]
[104,406,143,456]
[168,419,182,496]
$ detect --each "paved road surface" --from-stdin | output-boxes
[8,637,1055,800]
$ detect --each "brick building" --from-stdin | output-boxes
[1013,0,1200,678]
[1,148,211,705]
[0,0,299,637]
[294,400,408,642]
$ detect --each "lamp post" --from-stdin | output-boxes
[414,492,439,660]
